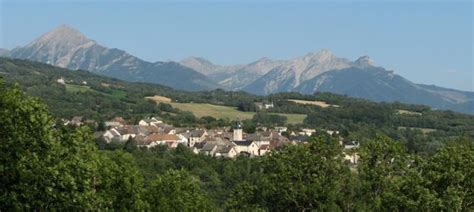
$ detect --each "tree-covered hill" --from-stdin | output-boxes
[1,57,473,144]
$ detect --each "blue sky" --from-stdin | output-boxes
[1,0,472,91]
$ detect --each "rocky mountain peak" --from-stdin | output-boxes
[181,57,214,66]
[354,55,374,67]
[251,57,274,65]
[256,57,271,61]
[302,49,335,62]
[27,25,95,48]
[180,57,223,75]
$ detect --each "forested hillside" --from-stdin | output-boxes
[1,57,473,152]
[1,81,473,210]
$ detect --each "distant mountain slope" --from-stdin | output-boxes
[183,50,364,93]
[186,49,473,114]
[242,51,373,94]
[180,56,284,90]
[180,57,238,76]
[0,48,9,56]
[295,66,474,114]
[7,25,218,91]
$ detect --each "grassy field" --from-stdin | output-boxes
[65,84,92,93]
[146,95,172,103]
[146,95,306,124]
[288,99,339,108]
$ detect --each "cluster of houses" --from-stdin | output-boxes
[57,77,88,85]
[64,116,360,163]
[100,117,291,158]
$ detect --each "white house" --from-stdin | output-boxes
[258,144,271,156]
[138,117,163,127]
[176,133,189,145]
[70,116,83,126]
[200,143,218,156]
[187,130,208,147]
[264,102,274,109]
[275,127,288,134]
[233,140,259,156]
[135,133,179,148]
[103,128,121,143]
[57,78,65,85]
[300,128,316,136]
[326,130,340,136]
[344,153,360,164]
[146,133,180,148]
[215,145,238,158]
[116,127,137,142]
[344,141,360,164]
[246,134,271,147]
[105,121,123,128]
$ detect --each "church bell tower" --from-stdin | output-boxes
[233,120,243,141]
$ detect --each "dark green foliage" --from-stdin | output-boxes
[157,102,177,113]
[96,151,147,210]
[237,99,258,112]
[257,136,353,211]
[421,139,474,210]
[124,136,137,152]
[252,112,287,126]
[0,81,147,210]
[145,169,215,211]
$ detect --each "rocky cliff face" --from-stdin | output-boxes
[242,49,353,94]
[181,49,352,92]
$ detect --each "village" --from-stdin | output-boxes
[66,116,360,163]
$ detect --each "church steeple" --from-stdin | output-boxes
[233,120,243,141]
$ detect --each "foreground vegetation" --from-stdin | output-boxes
[1,80,473,210]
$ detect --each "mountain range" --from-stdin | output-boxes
[3,25,473,114]
[5,25,217,91]
[181,51,474,114]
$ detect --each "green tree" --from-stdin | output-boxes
[356,135,441,210]
[97,121,107,131]
[145,169,215,211]
[225,181,266,211]
[124,136,137,152]
[96,151,147,210]
[0,83,98,210]
[422,138,474,210]
[0,81,146,210]
[252,135,353,210]
[252,112,287,126]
